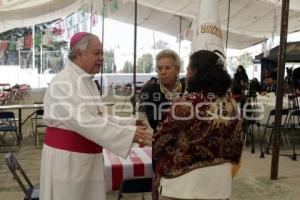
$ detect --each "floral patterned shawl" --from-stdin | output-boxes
[153,92,244,178]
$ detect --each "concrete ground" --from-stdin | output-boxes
[0,89,300,200]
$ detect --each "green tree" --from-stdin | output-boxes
[122,61,133,73]
[137,53,153,73]
[103,50,116,73]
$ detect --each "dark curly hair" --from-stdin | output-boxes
[186,50,231,97]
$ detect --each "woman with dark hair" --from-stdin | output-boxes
[232,65,249,106]
[154,50,243,200]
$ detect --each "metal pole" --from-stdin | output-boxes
[133,0,137,115]
[100,0,105,96]
[32,25,35,71]
[271,0,290,180]
[179,16,182,58]
[90,0,94,32]
[225,0,231,53]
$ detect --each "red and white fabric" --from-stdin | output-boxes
[104,147,153,191]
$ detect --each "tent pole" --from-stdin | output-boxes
[132,0,137,115]
[90,0,94,32]
[100,0,105,96]
[179,16,182,58]
[32,25,35,71]
[271,0,290,180]
[225,0,231,53]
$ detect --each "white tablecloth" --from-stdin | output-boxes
[255,93,290,124]
[103,147,153,191]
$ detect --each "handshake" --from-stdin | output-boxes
[133,120,153,146]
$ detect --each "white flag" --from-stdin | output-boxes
[192,0,225,61]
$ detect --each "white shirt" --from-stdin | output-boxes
[160,163,232,199]
[40,60,137,200]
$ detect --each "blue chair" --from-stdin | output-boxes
[0,111,19,147]
[5,152,39,200]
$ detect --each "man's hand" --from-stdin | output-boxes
[133,127,152,146]
[136,120,148,130]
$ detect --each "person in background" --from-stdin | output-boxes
[40,32,152,200]
[154,50,243,200]
[260,72,277,95]
[140,49,186,199]
[232,65,249,107]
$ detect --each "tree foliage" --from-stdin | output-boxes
[103,50,116,73]
[122,61,133,73]
[137,53,154,73]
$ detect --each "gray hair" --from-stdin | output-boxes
[156,49,181,70]
[68,34,98,60]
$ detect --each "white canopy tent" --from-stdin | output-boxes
[1,0,300,49]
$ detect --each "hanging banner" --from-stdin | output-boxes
[192,0,225,60]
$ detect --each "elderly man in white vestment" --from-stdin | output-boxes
[39,32,152,200]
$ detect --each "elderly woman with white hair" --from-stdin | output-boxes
[140,49,186,199]
[40,32,152,200]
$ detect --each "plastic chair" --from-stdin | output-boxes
[4,152,39,200]
[117,177,152,200]
[0,111,19,147]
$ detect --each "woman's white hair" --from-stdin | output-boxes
[156,49,181,70]
[68,34,97,60]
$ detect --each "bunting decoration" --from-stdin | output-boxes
[0,41,9,51]
[66,13,77,30]
[35,31,42,46]
[91,13,98,27]
[16,37,24,50]
[42,29,53,46]
[8,40,16,51]
[54,20,65,36]
[78,4,89,23]
[24,34,32,49]
[103,0,119,16]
